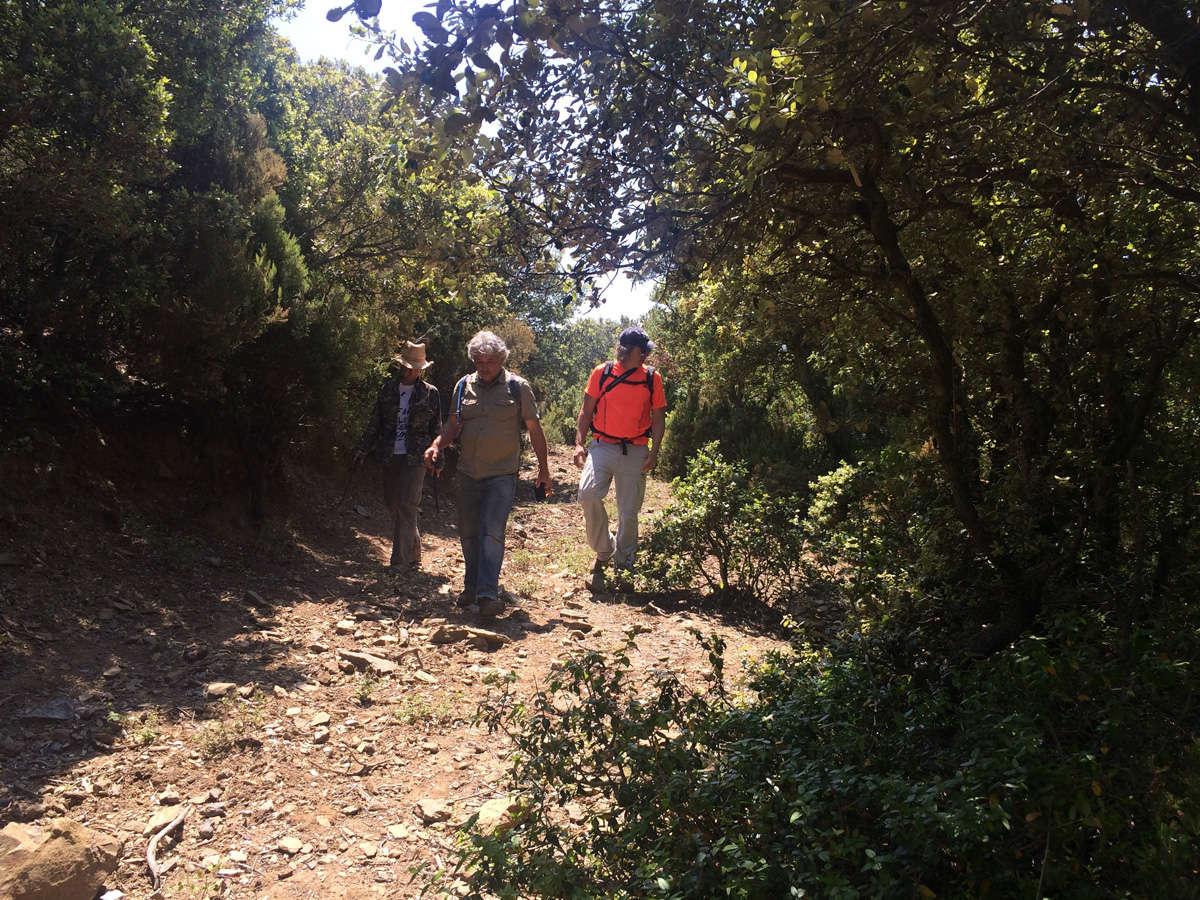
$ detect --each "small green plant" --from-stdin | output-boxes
[507,548,537,571]
[129,709,162,746]
[197,721,236,758]
[196,695,264,758]
[98,707,124,743]
[166,861,222,899]
[514,574,541,598]
[393,692,461,726]
[354,673,380,705]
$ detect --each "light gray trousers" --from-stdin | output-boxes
[578,441,648,567]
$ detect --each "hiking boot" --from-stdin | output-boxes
[587,557,610,591]
[478,596,505,618]
[456,591,477,608]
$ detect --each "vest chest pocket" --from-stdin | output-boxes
[490,395,521,429]
[458,396,481,421]
[490,394,518,411]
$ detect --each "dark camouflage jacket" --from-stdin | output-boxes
[357,376,442,465]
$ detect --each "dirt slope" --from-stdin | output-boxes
[0,444,786,898]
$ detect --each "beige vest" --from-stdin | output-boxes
[456,371,538,479]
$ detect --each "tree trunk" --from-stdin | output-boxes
[855,175,1042,647]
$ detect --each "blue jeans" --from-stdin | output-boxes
[457,472,516,600]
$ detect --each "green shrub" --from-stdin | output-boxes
[659,388,823,487]
[638,442,807,607]
[803,448,966,609]
[457,614,1200,899]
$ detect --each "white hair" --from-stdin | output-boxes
[467,330,509,362]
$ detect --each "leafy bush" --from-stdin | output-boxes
[458,614,1200,899]
[638,442,807,606]
[647,300,837,489]
[659,387,825,488]
[803,448,972,614]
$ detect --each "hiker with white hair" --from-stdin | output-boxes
[425,330,550,617]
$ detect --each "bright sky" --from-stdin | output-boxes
[273,2,657,323]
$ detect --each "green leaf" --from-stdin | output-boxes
[413,11,450,43]
[472,52,500,74]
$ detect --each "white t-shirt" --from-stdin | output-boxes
[393,383,415,455]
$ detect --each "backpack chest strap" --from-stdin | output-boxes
[591,363,655,452]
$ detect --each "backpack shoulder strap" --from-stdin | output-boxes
[596,362,615,395]
[508,375,527,433]
[644,366,655,402]
[454,376,469,424]
[598,361,639,397]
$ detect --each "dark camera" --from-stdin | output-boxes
[534,483,547,501]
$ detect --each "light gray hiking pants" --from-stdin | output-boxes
[578,440,648,567]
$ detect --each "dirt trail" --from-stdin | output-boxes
[0,444,786,898]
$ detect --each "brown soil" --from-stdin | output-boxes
[0,443,786,899]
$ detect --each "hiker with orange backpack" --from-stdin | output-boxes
[573,327,667,579]
[424,331,550,617]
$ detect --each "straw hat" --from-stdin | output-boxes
[392,341,433,370]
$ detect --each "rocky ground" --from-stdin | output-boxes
[0,445,787,899]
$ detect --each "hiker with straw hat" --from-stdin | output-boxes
[354,341,443,569]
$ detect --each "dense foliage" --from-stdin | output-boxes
[464,615,1200,899]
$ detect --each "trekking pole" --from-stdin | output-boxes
[431,461,444,512]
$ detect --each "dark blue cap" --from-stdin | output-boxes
[618,326,655,352]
